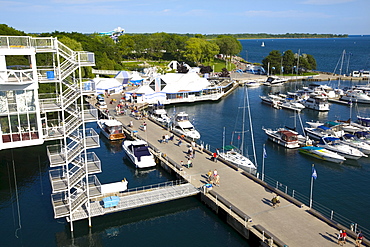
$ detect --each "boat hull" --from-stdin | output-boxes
[299,147,346,163]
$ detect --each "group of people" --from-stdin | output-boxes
[161,133,174,144]
[337,229,364,246]
[207,169,220,186]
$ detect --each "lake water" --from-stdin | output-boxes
[1,35,370,246]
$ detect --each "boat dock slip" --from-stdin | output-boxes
[69,181,198,222]
[99,96,368,247]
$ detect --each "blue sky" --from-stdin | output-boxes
[1,0,369,35]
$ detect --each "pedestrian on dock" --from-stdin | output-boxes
[342,230,347,244]
[199,143,204,153]
[207,170,213,183]
[177,138,182,146]
[162,135,166,144]
[169,133,174,141]
[213,169,218,182]
[180,160,184,168]
[338,230,344,246]
[129,120,133,127]
[215,174,220,186]
[165,134,169,143]
[187,158,192,168]
[271,194,279,208]
[212,152,218,162]
[356,230,363,246]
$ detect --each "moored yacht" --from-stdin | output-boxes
[219,145,257,172]
[122,139,156,168]
[302,95,330,111]
[97,119,125,141]
[299,146,346,163]
[316,137,367,160]
[340,133,370,154]
[263,76,287,86]
[263,128,300,148]
[340,89,370,104]
[171,112,200,139]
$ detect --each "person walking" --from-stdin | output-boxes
[207,170,213,183]
[356,230,363,246]
[342,230,347,244]
[338,230,344,246]
[212,152,218,162]
[215,174,220,186]
[271,195,278,208]
[187,158,192,168]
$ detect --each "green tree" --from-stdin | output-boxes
[262,50,282,75]
[183,38,203,64]
[306,54,317,70]
[282,50,295,74]
[215,35,242,60]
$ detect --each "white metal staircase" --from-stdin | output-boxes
[35,37,101,230]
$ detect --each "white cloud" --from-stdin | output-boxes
[300,0,355,5]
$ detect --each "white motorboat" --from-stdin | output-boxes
[304,124,344,140]
[279,97,305,112]
[302,95,330,111]
[340,89,370,104]
[219,145,257,172]
[299,146,346,163]
[245,81,261,87]
[122,139,156,168]
[354,131,370,145]
[340,133,370,154]
[148,105,171,125]
[263,128,300,148]
[263,76,287,86]
[316,137,367,160]
[97,119,125,141]
[171,112,200,139]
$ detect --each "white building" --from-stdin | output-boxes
[127,72,232,104]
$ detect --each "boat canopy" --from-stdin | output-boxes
[343,133,356,138]
[324,121,340,127]
[323,137,340,141]
[222,144,239,151]
[318,125,330,130]
[301,146,322,150]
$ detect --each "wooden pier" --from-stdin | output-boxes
[97,94,369,247]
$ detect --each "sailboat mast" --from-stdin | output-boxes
[241,88,246,155]
[246,87,258,166]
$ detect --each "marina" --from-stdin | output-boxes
[1,35,370,246]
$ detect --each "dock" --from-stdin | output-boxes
[97,93,369,247]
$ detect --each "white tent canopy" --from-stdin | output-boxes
[93,77,123,95]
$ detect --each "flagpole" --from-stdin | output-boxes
[262,144,265,181]
[310,164,315,208]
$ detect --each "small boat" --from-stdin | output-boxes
[245,81,261,87]
[340,89,370,104]
[171,112,200,140]
[261,41,265,47]
[305,124,344,140]
[263,128,300,148]
[316,136,367,160]
[263,76,287,86]
[122,139,156,168]
[148,104,171,125]
[219,145,257,171]
[299,146,346,163]
[279,97,305,112]
[354,131,370,144]
[97,119,125,141]
[340,133,370,154]
[302,95,330,111]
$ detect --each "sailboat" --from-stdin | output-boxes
[261,41,265,47]
[219,87,257,173]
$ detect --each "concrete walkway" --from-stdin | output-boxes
[101,94,360,246]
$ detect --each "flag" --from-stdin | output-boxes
[263,147,267,158]
[312,167,317,180]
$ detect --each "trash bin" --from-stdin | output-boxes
[46,71,54,80]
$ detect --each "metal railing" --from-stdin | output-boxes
[0,69,35,84]
[259,173,370,238]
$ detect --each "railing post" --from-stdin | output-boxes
[292,190,295,198]
[276,181,278,189]
[285,185,288,194]
[330,210,333,220]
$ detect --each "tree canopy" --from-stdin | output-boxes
[262,50,317,75]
